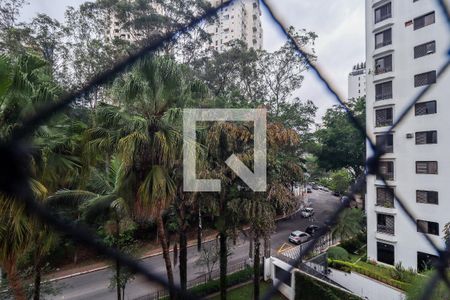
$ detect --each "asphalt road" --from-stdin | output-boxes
[50,189,340,300]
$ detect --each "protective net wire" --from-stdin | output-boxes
[0,0,448,299]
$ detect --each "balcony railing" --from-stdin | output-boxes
[375,66,392,75]
[375,92,393,101]
[375,40,392,49]
[377,225,395,235]
[376,198,394,208]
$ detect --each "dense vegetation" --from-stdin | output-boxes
[0,1,319,299]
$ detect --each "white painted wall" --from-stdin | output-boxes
[348,65,367,100]
[365,0,450,270]
[269,257,295,300]
[327,268,406,300]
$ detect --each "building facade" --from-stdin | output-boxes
[206,0,263,52]
[365,0,449,270]
[348,62,366,100]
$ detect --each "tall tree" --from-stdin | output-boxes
[315,97,366,178]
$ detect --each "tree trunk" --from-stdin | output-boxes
[248,231,254,259]
[253,237,261,300]
[5,261,26,300]
[197,198,202,252]
[179,230,187,292]
[116,259,121,300]
[156,213,175,300]
[33,257,43,300]
[219,231,228,300]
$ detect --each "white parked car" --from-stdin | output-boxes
[288,230,311,244]
[301,207,315,218]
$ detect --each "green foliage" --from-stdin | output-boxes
[339,235,366,254]
[314,97,366,178]
[294,271,361,300]
[332,208,365,241]
[328,259,412,291]
[389,263,416,283]
[189,267,253,298]
[328,169,352,195]
[327,246,350,261]
[406,270,450,300]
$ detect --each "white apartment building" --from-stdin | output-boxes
[206,0,263,52]
[365,0,449,270]
[348,62,367,100]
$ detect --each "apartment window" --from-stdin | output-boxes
[377,242,395,265]
[224,28,229,33]
[376,187,395,208]
[375,28,392,49]
[376,134,393,153]
[377,161,394,180]
[375,81,393,100]
[375,55,392,75]
[414,41,436,58]
[223,14,229,20]
[416,161,438,174]
[416,190,438,204]
[377,214,395,235]
[414,71,436,87]
[375,107,393,127]
[414,12,435,30]
[417,252,439,272]
[375,3,392,23]
[415,101,437,115]
[415,131,437,144]
[417,220,439,235]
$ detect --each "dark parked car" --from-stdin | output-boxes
[312,185,319,190]
[306,187,312,193]
[305,225,319,236]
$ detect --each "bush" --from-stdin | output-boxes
[340,237,364,254]
[294,271,361,300]
[390,263,416,283]
[328,259,411,291]
[327,246,350,261]
[190,267,253,297]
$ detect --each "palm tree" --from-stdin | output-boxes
[332,208,365,241]
[110,57,187,300]
[0,53,82,299]
[240,195,275,300]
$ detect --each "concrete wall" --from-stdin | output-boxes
[328,267,406,300]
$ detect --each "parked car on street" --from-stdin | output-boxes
[301,207,315,218]
[305,225,319,236]
[288,230,311,244]
[312,185,319,190]
[306,187,312,193]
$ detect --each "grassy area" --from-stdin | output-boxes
[210,282,286,300]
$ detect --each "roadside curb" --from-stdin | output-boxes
[48,197,305,282]
[48,235,219,282]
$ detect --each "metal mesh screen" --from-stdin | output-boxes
[0,0,449,299]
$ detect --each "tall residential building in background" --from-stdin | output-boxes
[365,0,449,270]
[348,62,366,100]
[206,0,263,52]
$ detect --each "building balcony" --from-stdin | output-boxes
[375,232,397,243]
[374,205,396,215]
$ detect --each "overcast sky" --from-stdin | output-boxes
[20,0,365,120]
